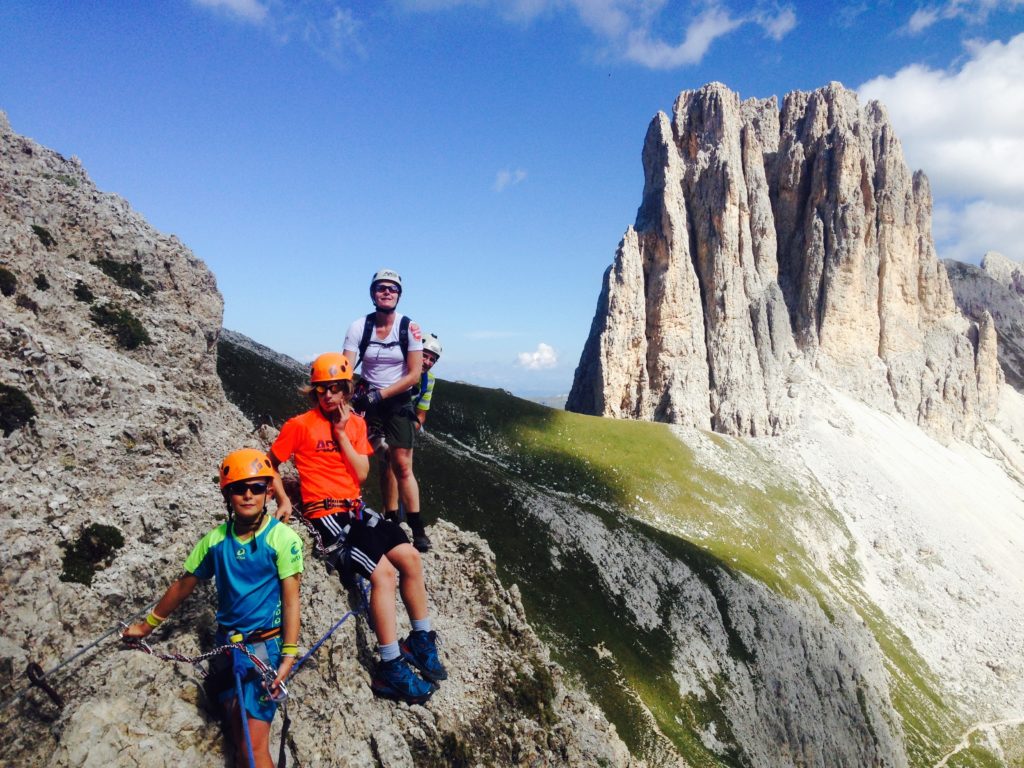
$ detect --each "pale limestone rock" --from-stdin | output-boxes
[0,112,632,768]
[945,254,1024,392]
[569,82,1001,439]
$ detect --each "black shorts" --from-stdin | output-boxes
[365,397,417,450]
[307,510,409,579]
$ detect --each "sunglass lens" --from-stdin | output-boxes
[229,481,268,496]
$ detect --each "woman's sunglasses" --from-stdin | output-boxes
[314,382,351,395]
[227,480,269,497]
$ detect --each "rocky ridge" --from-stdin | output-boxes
[567,82,1001,438]
[945,252,1024,392]
[0,112,630,767]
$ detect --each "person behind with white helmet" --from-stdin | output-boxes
[343,269,433,552]
[413,332,442,431]
[381,332,442,521]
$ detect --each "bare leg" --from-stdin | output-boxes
[227,699,274,768]
[383,462,400,513]
[368,555,399,645]
[390,447,419,513]
[386,543,427,621]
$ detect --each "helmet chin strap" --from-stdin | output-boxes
[374,303,397,314]
[226,497,269,545]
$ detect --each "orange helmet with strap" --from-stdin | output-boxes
[219,448,278,489]
[309,352,353,383]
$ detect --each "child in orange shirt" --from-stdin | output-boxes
[269,352,446,704]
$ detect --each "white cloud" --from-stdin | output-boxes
[517,342,558,370]
[754,6,797,41]
[494,168,527,192]
[625,8,743,68]
[933,199,1024,263]
[192,1,365,62]
[403,1,797,69]
[906,7,942,33]
[192,0,268,23]
[858,33,1024,262]
[902,0,1024,34]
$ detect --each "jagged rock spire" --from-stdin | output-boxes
[568,82,1002,437]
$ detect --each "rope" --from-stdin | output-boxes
[123,636,287,703]
[233,648,257,768]
[0,604,151,713]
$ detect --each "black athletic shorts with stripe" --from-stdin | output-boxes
[307,509,409,579]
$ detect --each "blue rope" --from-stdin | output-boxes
[288,575,373,679]
[232,647,257,768]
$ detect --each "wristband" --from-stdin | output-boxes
[281,643,298,657]
[145,612,165,628]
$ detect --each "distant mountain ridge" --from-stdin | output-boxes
[568,82,1000,439]
[944,252,1024,392]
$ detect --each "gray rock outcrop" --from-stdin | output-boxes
[0,112,630,767]
[568,82,1002,437]
[945,252,1024,392]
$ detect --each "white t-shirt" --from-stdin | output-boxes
[343,313,423,389]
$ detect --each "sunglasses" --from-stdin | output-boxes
[227,480,269,496]
[374,284,400,295]
[314,382,351,395]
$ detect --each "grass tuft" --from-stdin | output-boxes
[92,257,154,296]
[0,267,16,297]
[90,303,151,349]
[60,523,125,585]
[0,384,36,436]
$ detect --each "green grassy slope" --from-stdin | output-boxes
[217,338,992,766]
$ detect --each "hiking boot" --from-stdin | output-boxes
[370,657,435,704]
[400,630,448,682]
[412,532,432,553]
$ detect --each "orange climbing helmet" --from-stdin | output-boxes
[219,448,278,489]
[309,352,353,383]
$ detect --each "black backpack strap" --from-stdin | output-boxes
[356,313,374,368]
[399,315,411,360]
[358,314,412,369]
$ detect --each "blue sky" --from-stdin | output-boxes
[1,1,1022,396]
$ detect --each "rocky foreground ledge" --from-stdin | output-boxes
[0,110,631,766]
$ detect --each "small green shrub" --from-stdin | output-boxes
[507,657,557,727]
[15,294,39,314]
[44,172,78,188]
[73,280,95,303]
[90,303,151,349]
[0,267,16,297]
[0,384,36,436]
[92,258,154,295]
[31,225,56,249]
[34,274,50,291]
[60,523,125,585]
[440,733,475,768]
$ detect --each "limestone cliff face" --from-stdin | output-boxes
[568,82,1001,437]
[945,252,1024,392]
[0,113,629,767]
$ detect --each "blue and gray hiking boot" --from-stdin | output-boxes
[370,657,435,704]
[400,630,448,682]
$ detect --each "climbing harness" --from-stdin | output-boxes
[123,635,288,704]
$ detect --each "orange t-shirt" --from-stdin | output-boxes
[270,408,373,515]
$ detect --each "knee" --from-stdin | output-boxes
[391,451,414,478]
[392,545,422,576]
[370,559,398,590]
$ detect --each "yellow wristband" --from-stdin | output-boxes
[145,612,165,628]
[281,643,298,657]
